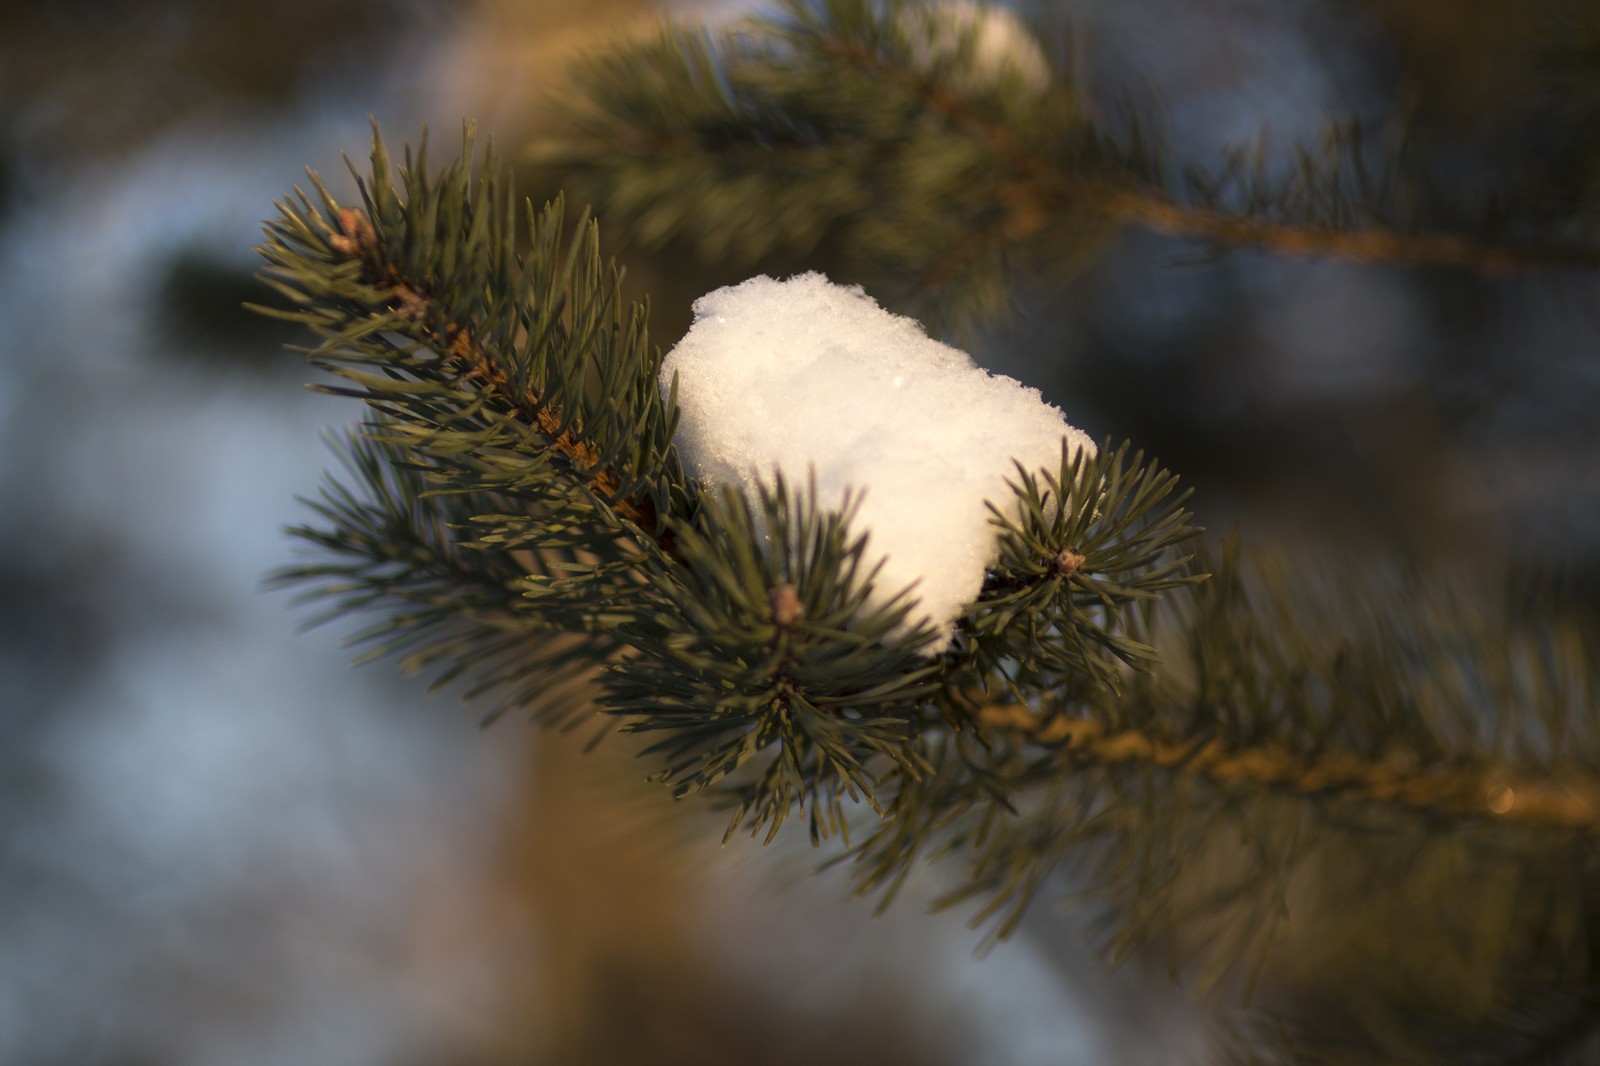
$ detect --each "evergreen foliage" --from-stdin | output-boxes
[539,0,1600,333]
[538,0,1131,324]
[256,1,1600,1060]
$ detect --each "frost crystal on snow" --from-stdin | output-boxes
[661,272,1094,652]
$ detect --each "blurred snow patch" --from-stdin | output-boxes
[0,95,540,1066]
[903,1,1052,97]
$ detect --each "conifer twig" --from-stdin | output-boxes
[823,34,1600,278]
[979,702,1600,832]
[327,206,662,533]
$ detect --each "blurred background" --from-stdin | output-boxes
[0,1,1596,1063]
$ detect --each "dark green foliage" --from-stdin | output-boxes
[257,124,1205,861]
[257,123,1203,825]
[515,1,1600,1059]
[604,474,944,843]
[542,0,1600,350]
[257,127,684,725]
[539,0,1130,325]
[845,540,1600,1060]
[261,102,1600,1061]
[258,128,682,537]
[274,429,612,726]
[964,440,1202,697]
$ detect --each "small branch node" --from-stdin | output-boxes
[770,583,804,629]
[330,207,377,257]
[1055,546,1086,577]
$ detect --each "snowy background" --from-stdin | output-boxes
[0,1,1595,1064]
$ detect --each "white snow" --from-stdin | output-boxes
[902,2,1052,98]
[661,272,1093,651]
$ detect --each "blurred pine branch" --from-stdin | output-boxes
[254,1,1600,1060]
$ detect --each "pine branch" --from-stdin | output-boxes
[979,703,1600,833]
[258,127,686,553]
[270,429,613,726]
[320,204,662,531]
[800,32,1092,294]
[543,0,1600,325]
[602,472,948,844]
[1102,189,1600,274]
[262,121,1600,1062]
[826,19,1600,276]
[257,127,689,721]
[837,536,1600,1037]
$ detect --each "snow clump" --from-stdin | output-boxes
[661,272,1093,653]
[902,2,1052,98]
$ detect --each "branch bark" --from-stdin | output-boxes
[979,702,1600,832]
[1102,190,1600,274]
[330,206,662,535]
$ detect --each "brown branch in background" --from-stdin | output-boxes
[979,703,1600,833]
[1101,190,1600,274]
[823,37,1600,277]
[330,207,660,534]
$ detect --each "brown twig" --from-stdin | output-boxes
[979,702,1600,833]
[1101,190,1600,274]
[330,207,660,534]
